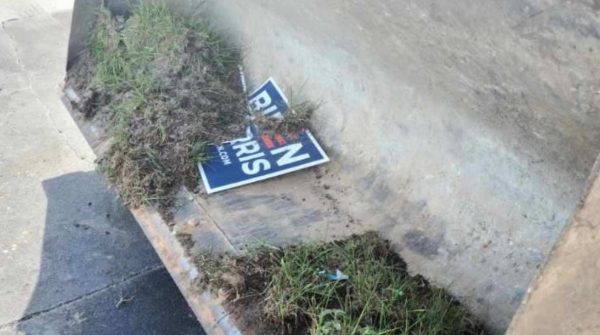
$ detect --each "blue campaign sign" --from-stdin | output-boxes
[248,78,289,118]
[198,130,329,194]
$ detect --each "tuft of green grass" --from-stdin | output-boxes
[253,88,318,135]
[189,141,210,164]
[89,3,186,91]
[195,233,486,335]
[78,1,246,211]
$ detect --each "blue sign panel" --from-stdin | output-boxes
[199,130,329,194]
[248,78,289,118]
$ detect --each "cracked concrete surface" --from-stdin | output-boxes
[0,1,203,334]
[0,263,165,330]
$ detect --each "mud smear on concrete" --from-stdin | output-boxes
[66,3,247,216]
[194,232,487,335]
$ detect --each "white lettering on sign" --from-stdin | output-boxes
[239,151,265,162]
[198,128,329,194]
[231,136,311,176]
[232,140,261,157]
[229,133,254,145]
[242,159,271,175]
[249,91,282,118]
[249,91,271,110]
[232,138,270,176]
[271,143,310,166]
[217,145,231,165]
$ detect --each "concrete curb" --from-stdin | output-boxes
[61,95,246,335]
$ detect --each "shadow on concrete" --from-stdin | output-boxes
[16,171,204,334]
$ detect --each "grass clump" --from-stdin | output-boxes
[254,90,318,135]
[196,233,486,335]
[68,2,247,211]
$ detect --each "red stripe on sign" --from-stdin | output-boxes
[274,134,286,145]
[261,134,274,149]
[288,132,299,140]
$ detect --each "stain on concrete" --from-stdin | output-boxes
[373,183,393,203]
[510,289,526,305]
[402,229,442,258]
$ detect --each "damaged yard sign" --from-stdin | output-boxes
[199,130,329,194]
[199,77,329,193]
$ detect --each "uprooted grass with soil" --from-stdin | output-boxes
[67,3,249,212]
[195,232,486,335]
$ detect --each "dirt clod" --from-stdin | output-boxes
[221,271,245,291]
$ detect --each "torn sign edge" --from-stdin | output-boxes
[198,130,330,194]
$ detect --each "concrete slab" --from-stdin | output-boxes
[0,22,98,326]
[0,267,202,335]
[507,161,600,334]
[0,172,164,324]
[0,0,73,23]
[3,14,70,76]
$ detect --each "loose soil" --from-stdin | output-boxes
[195,232,487,335]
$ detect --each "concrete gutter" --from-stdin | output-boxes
[130,205,242,335]
[61,96,245,335]
[507,156,600,335]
